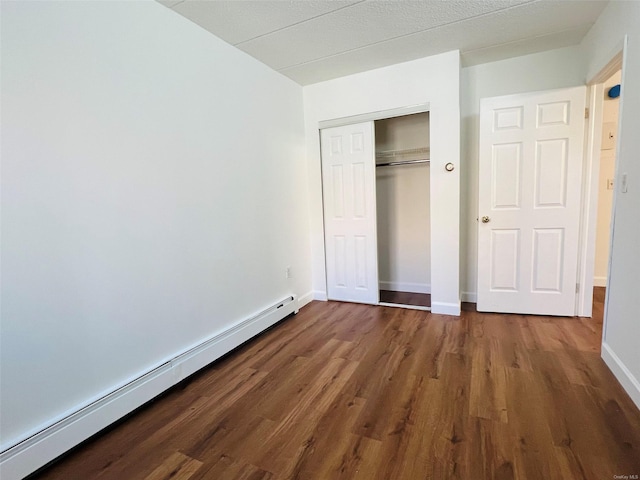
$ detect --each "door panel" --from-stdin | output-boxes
[492,143,522,209]
[321,122,379,304]
[353,163,366,217]
[478,87,586,315]
[334,236,347,287]
[330,165,345,217]
[354,235,368,288]
[494,106,524,130]
[537,101,569,126]
[490,229,520,291]
[535,139,568,207]
[532,228,564,292]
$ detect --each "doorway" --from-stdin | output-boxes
[375,113,431,309]
[320,111,431,311]
[593,70,621,293]
[577,49,624,319]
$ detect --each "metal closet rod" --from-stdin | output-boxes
[376,159,430,168]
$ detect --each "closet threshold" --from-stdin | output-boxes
[378,302,431,312]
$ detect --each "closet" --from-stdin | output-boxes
[375,113,430,308]
[320,111,430,310]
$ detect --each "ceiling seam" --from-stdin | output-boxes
[275,0,592,72]
[234,0,367,46]
[279,22,593,75]
[461,24,591,58]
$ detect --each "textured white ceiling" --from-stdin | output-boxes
[159,0,608,85]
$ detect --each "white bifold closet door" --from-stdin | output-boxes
[321,122,379,304]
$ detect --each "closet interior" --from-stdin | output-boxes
[375,112,431,308]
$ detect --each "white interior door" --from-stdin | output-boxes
[321,122,379,304]
[477,86,586,316]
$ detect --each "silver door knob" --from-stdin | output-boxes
[481,216,490,223]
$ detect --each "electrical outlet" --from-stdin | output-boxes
[286,266,292,279]
[607,178,614,190]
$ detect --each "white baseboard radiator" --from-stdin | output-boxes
[0,295,298,480]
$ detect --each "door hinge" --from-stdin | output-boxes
[585,107,589,119]
[576,283,580,293]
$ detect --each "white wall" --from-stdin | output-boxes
[304,51,460,315]
[460,46,587,300]
[594,71,621,286]
[581,1,640,409]
[1,0,310,462]
[375,114,430,293]
[594,149,615,286]
[375,113,430,152]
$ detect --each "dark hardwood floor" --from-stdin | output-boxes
[32,288,640,480]
[379,289,431,307]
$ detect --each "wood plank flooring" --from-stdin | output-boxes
[31,289,640,480]
[379,290,431,307]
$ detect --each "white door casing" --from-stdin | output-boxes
[321,122,379,304]
[477,87,587,316]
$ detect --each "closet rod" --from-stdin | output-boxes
[376,159,430,168]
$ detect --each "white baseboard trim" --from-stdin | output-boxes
[297,291,314,309]
[379,302,430,312]
[431,301,461,316]
[461,291,477,303]
[593,276,608,287]
[601,342,640,411]
[313,290,328,301]
[0,295,298,480]
[378,281,430,294]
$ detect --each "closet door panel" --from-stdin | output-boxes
[354,235,369,289]
[333,235,347,288]
[352,162,367,218]
[321,122,379,304]
[330,165,345,218]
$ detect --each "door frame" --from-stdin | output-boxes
[576,37,626,318]
[318,103,431,307]
[318,103,430,129]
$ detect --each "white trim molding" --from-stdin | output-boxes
[0,296,298,480]
[297,291,314,309]
[378,302,430,312]
[579,39,626,318]
[577,83,604,318]
[313,290,328,301]
[601,342,640,411]
[318,103,430,129]
[461,291,477,303]
[378,281,430,294]
[431,301,461,316]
